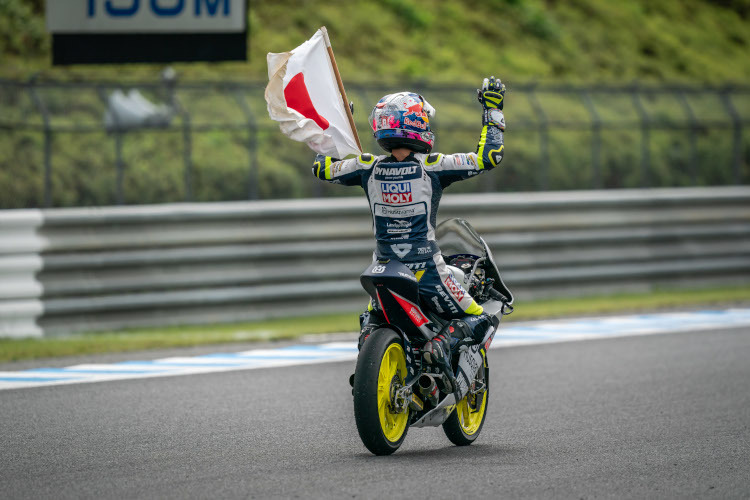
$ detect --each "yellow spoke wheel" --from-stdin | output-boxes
[377,343,409,442]
[443,348,489,446]
[353,328,410,455]
[456,380,488,435]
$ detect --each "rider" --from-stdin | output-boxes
[312,77,507,369]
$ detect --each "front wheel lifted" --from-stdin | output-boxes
[353,328,409,455]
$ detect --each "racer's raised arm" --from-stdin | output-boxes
[423,76,506,188]
[311,153,379,186]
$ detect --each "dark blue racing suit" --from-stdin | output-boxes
[313,115,505,342]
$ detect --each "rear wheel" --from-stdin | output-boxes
[353,328,409,455]
[443,348,489,446]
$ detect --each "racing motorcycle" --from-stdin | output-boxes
[351,218,514,455]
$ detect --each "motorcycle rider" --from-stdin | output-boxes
[312,77,506,369]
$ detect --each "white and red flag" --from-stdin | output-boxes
[265,27,361,158]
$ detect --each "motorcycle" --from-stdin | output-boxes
[351,218,514,455]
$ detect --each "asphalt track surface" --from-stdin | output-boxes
[1,326,749,499]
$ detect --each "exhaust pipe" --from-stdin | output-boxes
[418,374,439,406]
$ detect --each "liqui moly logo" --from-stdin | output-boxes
[444,275,465,302]
[381,182,412,204]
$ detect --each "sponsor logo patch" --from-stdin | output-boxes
[388,219,410,228]
[374,166,417,177]
[381,182,412,204]
[431,296,445,314]
[408,306,426,325]
[405,261,426,271]
[386,220,411,234]
[383,194,412,204]
[391,243,412,258]
[404,117,427,130]
[454,154,470,166]
[378,204,425,218]
[435,286,460,314]
[444,275,466,302]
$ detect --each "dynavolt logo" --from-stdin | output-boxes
[381,182,412,204]
[374,166,417,177]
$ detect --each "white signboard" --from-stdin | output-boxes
[47,0,246,33]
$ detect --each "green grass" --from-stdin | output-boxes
[1,285,748,363]
[5,0,750,83]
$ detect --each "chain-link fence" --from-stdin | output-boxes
[1,77,748,208]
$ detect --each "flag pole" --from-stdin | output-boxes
[320,26,362,152]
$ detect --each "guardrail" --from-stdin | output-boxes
[1,187,749,337]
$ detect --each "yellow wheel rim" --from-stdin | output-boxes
[456,351,488,436]
[377,342,408,442]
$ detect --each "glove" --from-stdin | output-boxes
[477,76,506,110]
[477,76,506,130]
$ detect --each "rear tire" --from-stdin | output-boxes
[443,348,489,446]
[353,328,410,455]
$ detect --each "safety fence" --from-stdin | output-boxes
[1,187,749,337]
[1,78,749,208]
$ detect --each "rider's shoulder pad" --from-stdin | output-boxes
[425,153,442,166]
[358,153,375,165]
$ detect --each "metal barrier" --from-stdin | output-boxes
[1,78,748,208]
[1,187,749,337]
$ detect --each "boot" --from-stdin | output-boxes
[423,331,452,368]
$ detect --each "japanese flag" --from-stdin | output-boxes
[265,28,361,158]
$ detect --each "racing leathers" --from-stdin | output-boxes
[312,112,505,356]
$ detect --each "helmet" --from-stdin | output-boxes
[369,92,436,154]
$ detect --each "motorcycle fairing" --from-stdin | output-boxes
[436,218,514,306]
[360,260,436,342]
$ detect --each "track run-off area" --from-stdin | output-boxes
[1,309,749,498]
[2,309,750,390]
